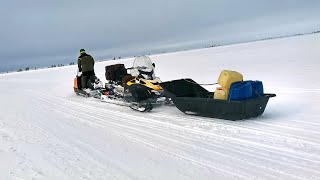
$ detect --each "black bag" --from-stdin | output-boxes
[105,64,127,83]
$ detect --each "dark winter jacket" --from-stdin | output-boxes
[78,53,95,73]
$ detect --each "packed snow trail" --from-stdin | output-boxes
[1,34,320,179]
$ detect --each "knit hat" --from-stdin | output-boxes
[80,49,86,54]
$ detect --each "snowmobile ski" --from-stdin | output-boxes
[76,89,102,98]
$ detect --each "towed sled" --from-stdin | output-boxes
[161,71,276,120]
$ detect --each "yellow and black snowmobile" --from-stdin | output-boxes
[100,56,165,112]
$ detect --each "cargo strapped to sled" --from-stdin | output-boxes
[228,81,264,101]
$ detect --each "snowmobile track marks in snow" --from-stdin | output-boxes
[24,90,320,179]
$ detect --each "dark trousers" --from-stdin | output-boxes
[81,71,95,89]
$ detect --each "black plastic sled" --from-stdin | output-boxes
[160,79,276,120]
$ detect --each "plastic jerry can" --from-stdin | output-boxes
[214,87,228,100]
[247,81,264,98]
[217,70,243,89]
[228,81,252,101]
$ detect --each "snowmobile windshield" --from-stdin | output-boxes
[133,56,154,72]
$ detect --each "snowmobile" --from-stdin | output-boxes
[100,56,166,112]
[160,70,276,120]
[73,71,104,98]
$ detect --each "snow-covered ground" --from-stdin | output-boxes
[1,34,320,180]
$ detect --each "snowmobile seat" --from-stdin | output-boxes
[121,74,135,87]
[126,84,154,102]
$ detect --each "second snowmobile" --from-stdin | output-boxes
[73,71,104,98]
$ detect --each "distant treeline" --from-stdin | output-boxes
[204,30,320,49]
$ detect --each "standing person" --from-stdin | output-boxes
[78,49,95,90]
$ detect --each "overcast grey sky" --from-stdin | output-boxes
[1,0,320,71]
